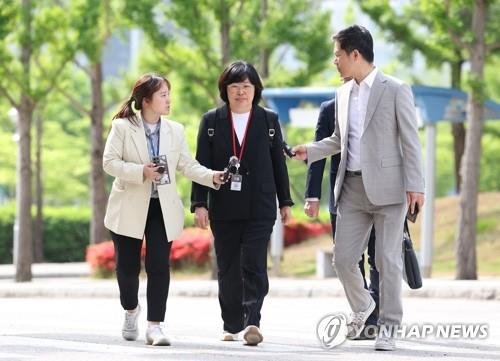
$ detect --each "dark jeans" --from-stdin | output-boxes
[110,198,172,322]
[331,213,379,325]
[210,219,275,334]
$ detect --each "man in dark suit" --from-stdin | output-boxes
[304,98,379,339]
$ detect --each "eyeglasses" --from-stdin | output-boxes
[227,83,254,93]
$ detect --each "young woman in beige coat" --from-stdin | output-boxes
[103,74,224,346]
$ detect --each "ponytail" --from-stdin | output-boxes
[112,96,138,124]
[112,73,170,125]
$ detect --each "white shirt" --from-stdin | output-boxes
[346,67,378,171]
[232,111,250,144]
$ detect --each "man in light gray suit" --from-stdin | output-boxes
[293,25,424,351]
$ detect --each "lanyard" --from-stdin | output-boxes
[230,108,253,161]
[146,124,160,157]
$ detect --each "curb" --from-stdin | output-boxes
[1,277,499,300]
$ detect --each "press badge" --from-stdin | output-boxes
[152,154,171,185]
[230,174,242,191]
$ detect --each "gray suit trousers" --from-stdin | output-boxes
[334,173,406,325]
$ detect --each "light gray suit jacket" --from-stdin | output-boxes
[306,71,424,206]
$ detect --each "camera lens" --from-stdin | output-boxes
[157,166,165,174]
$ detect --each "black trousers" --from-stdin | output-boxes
[331,213,379,325]
[110,198,172,322]
[210,219,275,334]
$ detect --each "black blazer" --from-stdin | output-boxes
[191,104,294,221]
[305,99,341,214]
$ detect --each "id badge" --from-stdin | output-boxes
[230,174,243,191]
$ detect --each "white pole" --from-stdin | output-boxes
[421,123,436,277]
[270,203,283,276]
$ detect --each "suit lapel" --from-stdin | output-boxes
[159,118,173,155]
[130,113,150,164]
[363,72,387,134]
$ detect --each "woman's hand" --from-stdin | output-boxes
[280,206,292,225]
[194,207,209,229]
[212,171,227,185]
[143,163,160,182]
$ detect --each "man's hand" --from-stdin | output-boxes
[407,192,424,215]
[194,207,209,229]
[304,200,320,218]
[291,145,308,161]
[280,206,292,225]
[212,171,226,185]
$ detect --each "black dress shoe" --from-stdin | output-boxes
[353,325,378,340]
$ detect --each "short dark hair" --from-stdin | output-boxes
[332,25,374,63]
[218,60,263,106]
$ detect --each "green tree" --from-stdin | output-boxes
[454,0,499,280]
[130,0,332,114]
[52,0,138,244]
[358,0,500,279]
[357,0,474,193]
[0,0,75,280]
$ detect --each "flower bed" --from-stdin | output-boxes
[86,222,330,277]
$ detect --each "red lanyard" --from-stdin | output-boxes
[229,108,253,161]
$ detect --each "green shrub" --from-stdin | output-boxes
[0,205,15,263]
[0,206,90,264]
[43,207,90,262]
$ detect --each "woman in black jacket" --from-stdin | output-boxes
[191,60,293,346]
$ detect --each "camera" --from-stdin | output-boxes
[152,155,170,185]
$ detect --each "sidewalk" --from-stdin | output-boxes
[1,262,499,300]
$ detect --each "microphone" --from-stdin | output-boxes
[222,156,240,182]
[228,156,239,166]
[282,141,296,158]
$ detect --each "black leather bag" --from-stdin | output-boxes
[403,220,423,289]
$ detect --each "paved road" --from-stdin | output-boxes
[1,296,500,361]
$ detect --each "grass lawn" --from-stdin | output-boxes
[277,192,500,278]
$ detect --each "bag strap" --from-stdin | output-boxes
[207,108,218,144]
[404,219,410,235]
[403,219,413,248]
[208,107,276,147]
[264,109,276,147]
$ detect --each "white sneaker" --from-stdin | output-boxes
[122,305,140,341]
[145,324,171,346]
[346,298,376,340]
[243,325,263,346]
[375,333,396,351]
[221,331,239,341]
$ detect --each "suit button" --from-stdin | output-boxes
[246,171,250,175]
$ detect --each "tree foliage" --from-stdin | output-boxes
[132,0,332,113]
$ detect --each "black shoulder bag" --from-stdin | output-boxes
[403,220,423,289]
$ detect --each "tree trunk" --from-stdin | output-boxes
[220,0,231,67]
[34,111,44,262]
[15,0,33,282]
[259,0,270,79]
[90,62,108,244]
[455,0,486,280]
[450,60,465,194]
